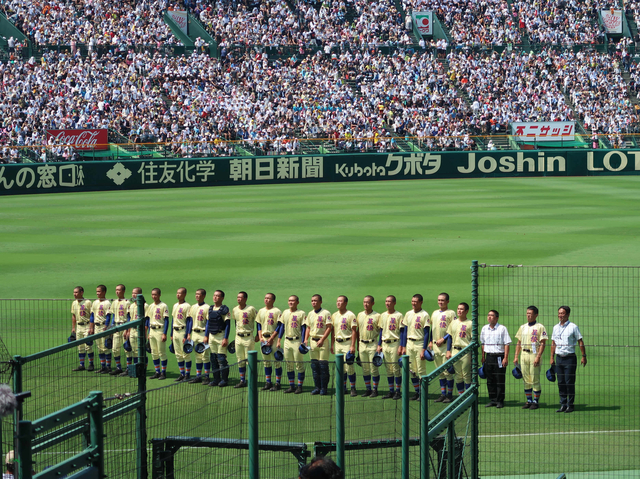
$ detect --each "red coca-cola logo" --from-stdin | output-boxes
[45,129,109,150]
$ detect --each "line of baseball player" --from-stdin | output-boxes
[70,285,585,407]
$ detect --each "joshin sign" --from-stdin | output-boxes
[601,9,622,34]
[413,12,433,35]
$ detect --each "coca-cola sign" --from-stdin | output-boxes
[45,129,109,150]
[601,9,622,33]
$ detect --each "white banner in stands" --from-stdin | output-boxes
[168,10,188,35]
[601,9,623,34]
[511,122,575,141]
[413,12,433,35]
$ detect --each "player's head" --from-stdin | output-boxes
[177,287,187,302]
[73,286,84,299]
[213,290,225,305]
[411,294,423,311]
[488,310,499,325]
[311,294,322,310]
[196,289,206,304]
[457,302,469,318]
[151,288,161,303]
[132,287,142,299]
[438,293,449,309]
[265,293,276,307]
[363,295,374,312]
[299,455,343,479]
[96,285,107,298]
[116,284,126,299]
[385,295,397,312]
[288,295,299,310]
[527,305,539,322]
[558,306,571,321]
[336,295,348,311]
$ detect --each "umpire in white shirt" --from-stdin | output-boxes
[550,306,586,413]
[480,310,511,409]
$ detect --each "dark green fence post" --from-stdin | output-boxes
[248,350,259,479]
[88,391,104,478]
[471,260,479,479]
[420,375,429,479]
[335,354,345,473]
[17,420,32,479]
[447,424,456,479]
[135,294,147,479]
[401,355,410,479]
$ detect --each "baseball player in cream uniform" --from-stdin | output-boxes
[356,296,381,397]
[400,294,430,401]
[205,290,231,387]
[514,306,547,409]
[377,295,404,400]
[123,287,147,377]
[331,295,358,396]
[257,293,283,391]
[446,302,473,397]
[109,284,130,376]
[188,289,211,384]
[91,285,112,374]
[171,287,192,382]
[71,286,94,371]
[232,291,258,388]
[277,295,307,394]
[431,293,456,402]
[147,288,169,379]
[305,294,333,396]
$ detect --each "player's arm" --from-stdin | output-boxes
[302,322,309,346]
[222,317,231,348]
[104,312,112,331]
[534,338,546,366]
[398,326,407,356]
[376,329,383,353]
[444,333,452,359]
[72,312,77,334]
[513,339,522,365]
[276,320,284,349]
[578,338,587,366]
[204,312,211,344]
[145,316,150,341]
[170,316,175,341]
[317,322,332,347]
[256,321,264,343]
[162,312,169,342]
[124,312,131,339]
[185,316,193,342]
[89,312,95,335]
[422,326,431,359]
[349,325,357,353]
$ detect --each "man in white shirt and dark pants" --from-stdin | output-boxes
[480,310,511,409]
[550,306,586,413]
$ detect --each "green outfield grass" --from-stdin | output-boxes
[2,176,640,478]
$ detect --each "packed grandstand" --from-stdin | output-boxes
[0,0,639,163]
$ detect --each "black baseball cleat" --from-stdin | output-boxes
[522,403,532,409]
[158,372,166,380]
[310,388,320,395]
[435,395,446,403]
[393,391,402,400]
[86,363,95,371]
[382,391,394,399]
[96,366,106,374]
[412,393,420,401]
[110,368,124,376]
[369,389,378,398]
[294,386,303,394]
[442,395,453,403]
[150,372,161,379]
[362,390,372,397]
[496,402,504,409]
[234,381,247,388]
[72,365,86,372]
[209,381,219,387]
[175,375,185,382]
[529,403,539,410]
[319,389,327,396]
[350,388,357,397]
[119,370,129,377]
[270,383,281,392]
[188,376,202,383]
[201,377,210,385]
[565,406,575,413]
[262,383,273,391]
[284,386,296,394]
[218,381,228,387]
[556,406,567,413]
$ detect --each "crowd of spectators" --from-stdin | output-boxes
[0,0,181,47]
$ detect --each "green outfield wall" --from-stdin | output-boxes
[1,149,639,195]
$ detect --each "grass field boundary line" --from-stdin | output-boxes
[480,429,640,438]
[482,265,640,269]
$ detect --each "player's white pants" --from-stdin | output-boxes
[358,341,379,377]
[521,350,541,391]
[76,323,92,354]
[172,328,190,362]
[407,339,426,377]
[149,327,167,361]
[382,340,401,378]
[283,338,305,373]
[112,324,126,358]
[235,333,255,363]
[208,332,228,355]
[452,347,471,384]
[434,344,452,380]
[192,330,209,364]
[334,340,355,376]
